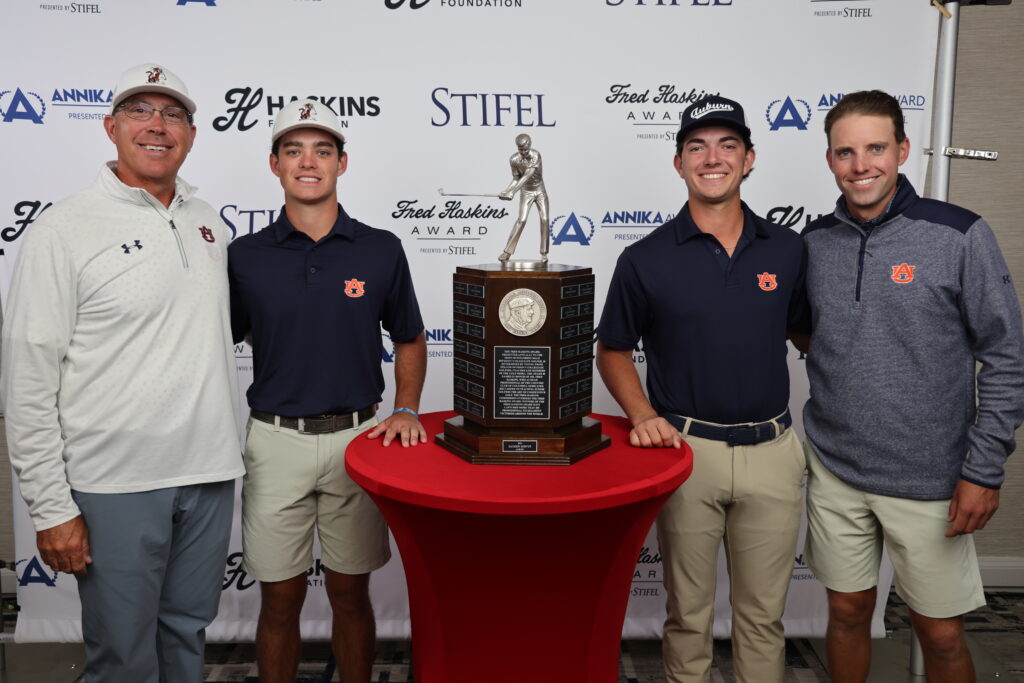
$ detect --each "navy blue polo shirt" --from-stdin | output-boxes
[228,205,423,417]
[597,202,807,424]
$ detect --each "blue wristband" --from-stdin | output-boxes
[392,407,419,419]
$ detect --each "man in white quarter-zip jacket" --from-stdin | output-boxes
[1,63,243,683]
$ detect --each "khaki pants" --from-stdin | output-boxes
[657,428,805,683]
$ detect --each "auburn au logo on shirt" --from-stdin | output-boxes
[891,263,916,284]
[198,226,215,243]
[344,278,366,297]
[757,272,778,291]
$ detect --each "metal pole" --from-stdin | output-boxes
[910,629,926,677]
[914,1,960,675]
[929,1,960,202]
[0,633,10,682]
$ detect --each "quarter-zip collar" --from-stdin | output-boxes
[98,162,195,270]
[834,174,917,235]
[827,175,920,304]
[98,161,197,214]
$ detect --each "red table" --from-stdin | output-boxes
[346,411,692,683]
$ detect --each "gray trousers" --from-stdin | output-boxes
[72,480,235,683]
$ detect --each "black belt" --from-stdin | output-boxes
[661,409,791,447]
[250,407,376,434]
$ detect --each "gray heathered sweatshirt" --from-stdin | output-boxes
[802,178,1024,500]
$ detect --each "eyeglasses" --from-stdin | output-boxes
[117,101,192,125]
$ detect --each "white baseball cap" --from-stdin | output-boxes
[272,98,346,144]
[111,63,196,115]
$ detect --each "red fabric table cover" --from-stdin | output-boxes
[346,411,692,683]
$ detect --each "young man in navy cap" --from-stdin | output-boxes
[228,98,426,683]
[3,63,242,681]
[597,95,808,683]
[801,90,1024,682]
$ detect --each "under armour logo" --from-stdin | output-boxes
[122,240,143,254]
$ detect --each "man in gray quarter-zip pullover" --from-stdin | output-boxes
[800,90,1024,683]
[1,63,241,683]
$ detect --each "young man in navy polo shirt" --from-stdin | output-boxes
[228,99,427,683]
[597,95,807,683]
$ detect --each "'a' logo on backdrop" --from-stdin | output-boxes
[17,557,58,587]
[0,89,46,124]
[381,332,395,363]
[891,263,916,284]
[551,213,595,246]
[765,97,811,131]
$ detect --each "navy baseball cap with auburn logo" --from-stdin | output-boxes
[676,95,752,147]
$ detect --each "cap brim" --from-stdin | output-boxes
[678,118,751,143]
[272,121,346,144]
[111,85,197,115]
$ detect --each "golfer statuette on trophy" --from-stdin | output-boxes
[437,135,609,465]
[439,133,549,268]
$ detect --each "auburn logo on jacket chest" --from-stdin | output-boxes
[198,226,215,243]
[891,263,916,284]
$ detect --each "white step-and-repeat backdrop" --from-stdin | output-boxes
[4,0,938,642]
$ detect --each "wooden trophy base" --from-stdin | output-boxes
[436,415,611,466]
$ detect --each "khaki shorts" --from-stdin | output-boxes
[804,442,984,618]
[241,416,391,582]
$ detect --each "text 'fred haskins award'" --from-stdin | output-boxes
[436,134,610,465]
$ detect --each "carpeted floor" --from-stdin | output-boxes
[887,591,1024,678]
[200,591,1024,682]
[203,640,831,683]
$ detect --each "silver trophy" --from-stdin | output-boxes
[439,134,550,268]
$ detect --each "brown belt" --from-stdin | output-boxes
[250,407,376,434]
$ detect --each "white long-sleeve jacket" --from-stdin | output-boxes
[2,163,243,531]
